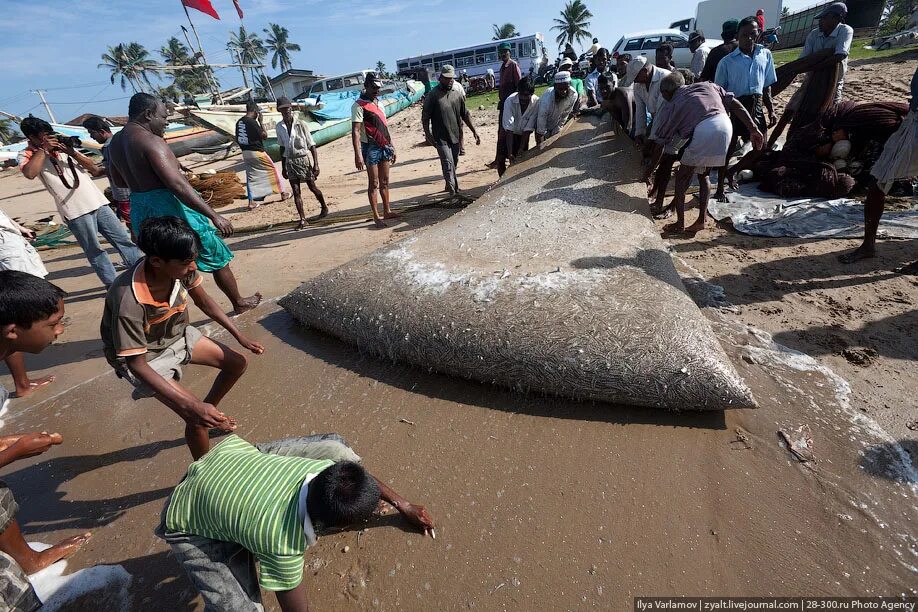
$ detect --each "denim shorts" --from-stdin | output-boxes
[361,141,394,166]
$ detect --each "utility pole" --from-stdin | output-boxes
[31,90,56,123]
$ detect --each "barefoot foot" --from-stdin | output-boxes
[685,218,707,233]
[13,375,55,399]
[662,221,686,233]
[295,218,308,231]
[653,206,675,220]
[838,244,876,264]
[373,218,388,229]
[233,293,263,315]
[383,211,400,219]
[26,533,92,574]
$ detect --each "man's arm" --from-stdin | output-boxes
[460,102,480,145]
[763,86,775,126]
[536,93,550,137]
[145,138,234,236]
[633,90,649,145]
[421,99,435,145]
[65,146,105,177]
[351,123,365,170]
[309,145,319,177]
[20,149,45,180]
[728,98,765,149]
[373,475,435,535]
[188,285,264,355]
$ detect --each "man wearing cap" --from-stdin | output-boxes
[800,2,853,104]
[535,72,581,142]
[558,57,586,100]
[585,48,616,108]
[352,73,398,228]
[621,55,671,150]
[689,31,709,78]
[493,41,522,177]
[276,96,327,230]
[699,20,739,82]
[713,15,777,201]
[423,65,481,194]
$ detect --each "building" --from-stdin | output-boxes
[776,0,886,50]
[268,69,323,100]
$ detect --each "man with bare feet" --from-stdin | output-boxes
[100,217,265,459]
[0,432,91,611]
[276,96,328,230]
[423,65,481,195]
[109,93,262,314]
[839,64,918,273]
[0,271,69,410]
[649,73,764,234]
[351,73,399,229]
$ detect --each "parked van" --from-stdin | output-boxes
[301,70,373,98]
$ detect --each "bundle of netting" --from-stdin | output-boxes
[187,171,246,208]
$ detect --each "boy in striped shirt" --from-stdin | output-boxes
[157,433,434,611]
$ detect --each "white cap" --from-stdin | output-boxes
[620,55,648,88]
[554,71,572,84]
[559,57,574,69]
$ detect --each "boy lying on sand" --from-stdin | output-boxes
[157,433,434,611]
[101,217,264,459]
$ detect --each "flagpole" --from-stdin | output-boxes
[180,1,221,101]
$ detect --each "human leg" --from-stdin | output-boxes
[449,143,462,192]
[66,210,118,286]
[839,182,885,263]
[650,153,677,216]
[305,179,329,221]
[434,142,457,193]
[377,161,396,218]
[714,132,740,203]
[289,180,306,229]
[188,336,248,408]
[255,433,361,462]
[663,165,696,233]
[95,204,142,267]
[3,353,53,399]
[364,163,386,228]
[686,172,711,232]
[212,266,262,315]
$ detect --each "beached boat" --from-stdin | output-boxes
[48,122,229,157]
[190,80,425,159]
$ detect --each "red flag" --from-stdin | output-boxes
[182,0,220,20]
[233,0,244,19]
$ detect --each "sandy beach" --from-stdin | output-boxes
[0,50,915,610]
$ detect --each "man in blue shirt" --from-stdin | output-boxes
[713,15,777,201]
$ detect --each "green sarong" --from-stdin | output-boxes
[130,189,233,273]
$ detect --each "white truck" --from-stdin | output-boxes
[670,0,783,38]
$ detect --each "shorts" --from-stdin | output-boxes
[116,326,204,400]
[361,142,394,166]
[284,155,316,183]
[0,483,39,612]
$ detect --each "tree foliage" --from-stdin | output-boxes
[264,23,301,72]
[879,0,917,35]
[492,23,520,40]
[551,1,593,50]
[99,42,160,93]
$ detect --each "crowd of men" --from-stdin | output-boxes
[0,2,917,609]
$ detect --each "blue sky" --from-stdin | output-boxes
[0,0,814,123]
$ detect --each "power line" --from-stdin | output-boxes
[41,81,112,91]
[44,95,132,105]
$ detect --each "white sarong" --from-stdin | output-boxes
[681,113,732,172]
[0,211,47,278]
[871,109,918,194]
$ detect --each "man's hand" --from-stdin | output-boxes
[281,166,288,180]
[212,214,234,237]
[8,432,63,460]
[237,335,265,355]
[398,502,436,536]
[750,129,765,151]
[355,155,365,171]
[41,135,64,154]
[425,134,435,147]
[473,133,481,146]
[190,401,237,430]
[19,227,36,240]
[313,165,320,178]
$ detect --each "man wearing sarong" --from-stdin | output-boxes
[352,73,399,228]
[714,16,777,201]
[276,96,327,230]
[839,65,918,273]
[236,101,287,210]
[109,93,262,314]
[649,73,764,234]
[494,42,522,177]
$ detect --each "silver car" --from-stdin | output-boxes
[610,29,721,69]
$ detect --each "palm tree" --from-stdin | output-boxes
[0,118,18,145]
[263,23,301,72]
[159,37,213,96]
[492,23,520,40]
[160,37,191,65]
[100,43,139,92]
[376,61,387,77]
[229,26,268,88]
[125,42,160,92]
[551,0,593,50]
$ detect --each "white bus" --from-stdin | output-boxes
[396,33,547,83]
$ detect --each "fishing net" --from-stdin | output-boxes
[187,172,246,208]
[281,118,756,410]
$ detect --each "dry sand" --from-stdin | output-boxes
[0,52,915,610]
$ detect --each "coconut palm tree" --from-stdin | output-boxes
[126,42,161,92]
[229,26,268,88]
[160,37,191,65]
[492,23,520,40]
[0,118,18,145]
[159,37,214,95]
[263,23,301,72]
[100,43,140,92]
[551,0,593,50]
[376,61,387,77]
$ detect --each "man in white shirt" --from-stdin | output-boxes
[500,77,540,166]
[18,116,141,287]
[800,2,854,104]
[620,55,671,150]
[585,49,617,107]
[689,31,709,78]
[588,37,601,56]
[275,96,327,230]
[535,72,581,143]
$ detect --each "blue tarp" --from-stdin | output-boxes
[307,88,415,121]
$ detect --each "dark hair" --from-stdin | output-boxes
[677,68,696,85]
[137,217,201,261]
[517,76,535,96]
[619,53,633,62]
[81,115,110,133]
[0,271,65,328]
[307,461,381,528]
[657,43,674,57]
[738,16,759,31]
[128,93,159,120]
[20,116,52,138]
[245,100,259,113]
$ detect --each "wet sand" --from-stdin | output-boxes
[0,57,915,608]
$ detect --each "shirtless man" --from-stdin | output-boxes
[108,93,261,314]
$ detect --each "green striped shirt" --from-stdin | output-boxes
[166,435,333,591]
